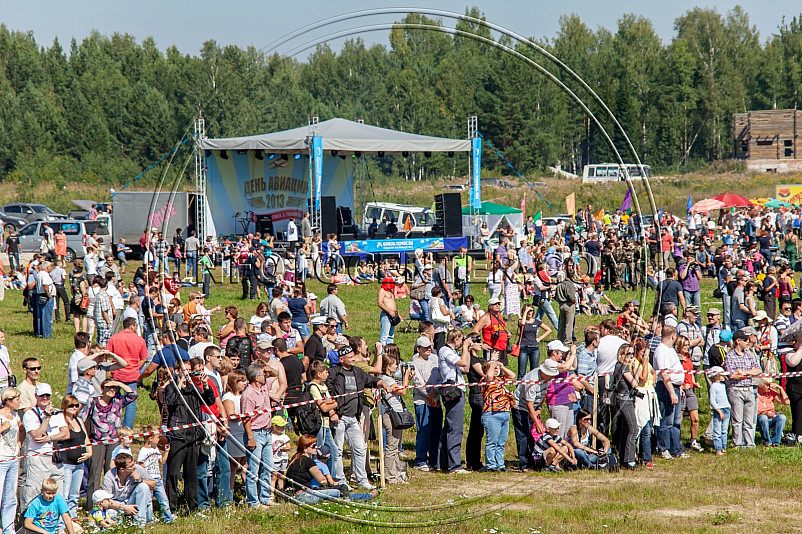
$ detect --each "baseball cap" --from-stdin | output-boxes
[707,366,726,378]
[539,359,559,377]
[271,416,287,427]
[719,329,733,342]
[256,338,274,350]
[685,305,701,315]
[415,336,432,348]
[311,316,327,325]
[334,335,349,346]
[488,297,501,305]
[308,293,317,300]
[630,300,640,307]
[423,264,433,271]
[742,326,759,337]
[77,359,98,373]
[545,418,561,429]
[547,340,570,353]
[92,490,114,502]
[35,383,52,397]
[316,444,331,458]
[707,308,721,316]
[732,329,750,342]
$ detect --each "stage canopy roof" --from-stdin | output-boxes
[199,118,471,154]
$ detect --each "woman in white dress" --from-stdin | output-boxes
[504,251,521,318]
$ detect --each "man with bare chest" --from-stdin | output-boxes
[378,275,401,346]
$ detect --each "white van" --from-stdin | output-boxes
[362,202,435,234]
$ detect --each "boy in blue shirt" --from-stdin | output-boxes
[24,478,74,534]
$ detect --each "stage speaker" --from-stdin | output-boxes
[320,196,337,237]
[256,214,274,237]
[434,193,463,237]
[336,206,353,234]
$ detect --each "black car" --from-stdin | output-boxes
[0,213,31,234]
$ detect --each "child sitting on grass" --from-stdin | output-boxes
[534,418,578,472]
[271,416,291,496]
[137,428,174,523]
[24,478,76,534]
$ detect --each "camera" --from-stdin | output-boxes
[471,334,482,344]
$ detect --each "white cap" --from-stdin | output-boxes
[547,340,570,353]
[35,383,52,397]
[488,297,501,305]
[92,490,114,502]
[308,292,317,300]
[423,264,433,271]
[545,418,561,429]
[415,336,432,348]
[311,316,327,325]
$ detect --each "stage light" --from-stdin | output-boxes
[378,151,385,158]
[281,154,289,161]
[424,151,432,158]
[448,151,454,158]
[268,153,276,159]
[237,150,247,155]
[354,151,362,158]
[219,150,228,159]
[294,154,301,160]
[204,150,211,158]
[254,151,264,160]
[402,151,409,157]
[331,150,338,157]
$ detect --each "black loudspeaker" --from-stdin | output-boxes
[336,206,353,234]
[256,214,274,237]
[320,196,337,237]
[434,193,463,237]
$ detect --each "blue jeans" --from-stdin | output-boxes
[215,438,232,507]
[62,463,85,517]
[0,458,18,534]
[197,451,211,510]
[42,297,55,338]
[574,449,598,469]
[757,413,786,446]
[655,382,684,456]
[713,408,731,452]
[122,482,154,525]
[31,293,42,336]
[379,310,396,346]
[246,429,274,505]
[481,411,510,470]
[535,298,559,330]
[639,420,653,463]
[419,299,430,322]
[414,404,442,468]
[517,345,540,380]
[152,477,173,521]
[293,322,311,338]
[186,251,198,279]
[315,426,341,482]
[143,324,159,355]
[296,488,341,504]
[121,381,138,429]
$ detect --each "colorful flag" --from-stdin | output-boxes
[687,194,693,215]
[521,192,526,222]
[621,188,632,214]
[594,208,605,221]
[566,193,576,216]
[533,211,542,222]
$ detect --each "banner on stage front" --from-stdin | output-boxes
[341,237,467,254]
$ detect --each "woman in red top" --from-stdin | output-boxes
[480,360,515,471]
[675,335,703,451]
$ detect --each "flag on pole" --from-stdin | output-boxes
[521,192,526,222]
[533,211,541,222]
[621,188,632,215]
[566,193,576,216]
[658,207,663,222]
[593,207,605,221]
[687,194,693,215]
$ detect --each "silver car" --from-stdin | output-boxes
[16,220,111,262]
[1,203,67,222]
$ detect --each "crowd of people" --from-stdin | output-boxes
[1,200,802,534]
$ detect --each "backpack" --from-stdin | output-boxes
[595,452,620,472]
[292,383,322,436]
[229,334,257,368]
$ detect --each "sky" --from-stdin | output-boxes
[1,0,800,57]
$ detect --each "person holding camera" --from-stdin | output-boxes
[612,343,642,469]
[679,251,702,327]
[437,330,476,474]
[473,297,510,365]
[380,349,414,483]
[20,383,69,513]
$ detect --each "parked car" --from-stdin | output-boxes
[1,203,67,223]
[362,202,436,235]
[541,216,573,239]
[0,213,30,235]
[16,219,111,262]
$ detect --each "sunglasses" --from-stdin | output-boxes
[37,394,51,398]
[67,403,80,408]
[26,366,42,371]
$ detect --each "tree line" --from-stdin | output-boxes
[1,6,801,188]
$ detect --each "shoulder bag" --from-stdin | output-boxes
[410,283,426,302]
[383,394,415,430]
[439,379,462,404]
[0,357,16,389]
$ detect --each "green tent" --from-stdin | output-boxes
[765,198,796,208]
[461,201,522,215]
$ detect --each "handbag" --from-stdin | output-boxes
[80,294,90,310]
[410,285,426,301]
[390,313,402,327]
[384,395,415,430]
[439,380,462,404]
[510,323,524,358]
[431,299,451,324]
[38,294,49,306]
[0,358,16,389]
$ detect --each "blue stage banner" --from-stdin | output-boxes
[340,237,468,254]
[471,137,482,209]
[313,136,323,211]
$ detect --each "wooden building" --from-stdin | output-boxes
[733,109,800,160]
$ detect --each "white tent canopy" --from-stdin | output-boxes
[199,118,471,154]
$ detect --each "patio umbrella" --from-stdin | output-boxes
[712,193,753,208]
[780,319,802,342]
[765,198,795,209]
[690,198,725,212]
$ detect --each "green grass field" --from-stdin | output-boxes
[3,263,800,534]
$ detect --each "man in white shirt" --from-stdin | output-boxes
[286,217,298,246]
[36,261,57,339]
[410,336,441,471]
[123,295,142,336]
[594,319,626,433]
[20,383,69,511]
[66,332,91,394]
[187,325,217,361]
[652,325,689,460]
[105,276,125,317]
